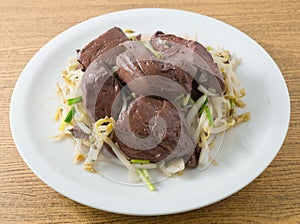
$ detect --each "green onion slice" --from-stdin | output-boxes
[130,159,150,164]
[67,96,82,105]
[142,169,150,179]
[198,98,213,126]
[136,169,155,191]
[204,106,213,126]
[199,98,208,115]
[64,106,76,123]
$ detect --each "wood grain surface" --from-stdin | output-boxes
[1,0,299,223]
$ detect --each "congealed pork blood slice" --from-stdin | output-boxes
[81,59,121,121]
[116,41,193,98]
[116,41,161,83]
[150,31,225,94]
[77,27,128,71]
[113,96,195,163]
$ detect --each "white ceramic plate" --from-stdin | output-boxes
[10,8,290,215]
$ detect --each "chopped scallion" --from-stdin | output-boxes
[67,96,82,105]
[199,98,208,115]
[64,106,76,123]
[136,168,155,191]
[130,159,150,164]
[198,98,213,126]
[142,169,150,179]
[204,106,213,126]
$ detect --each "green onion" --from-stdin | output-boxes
[199,98,208,115]
[198,98,213,126]
[64,106,76,123]
[130,159,150,164]
[204,106,213,126]
[67,96,82,105]
[136,169,155,191]
[142,169,150,179]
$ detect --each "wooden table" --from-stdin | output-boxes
[1,0,299,223]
